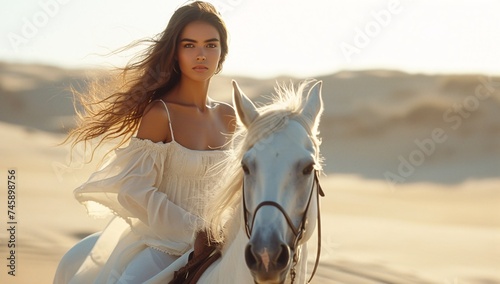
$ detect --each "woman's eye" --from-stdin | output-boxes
[184,44,194,48]
[206,43,217,48]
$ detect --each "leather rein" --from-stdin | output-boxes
[242,170,325,283]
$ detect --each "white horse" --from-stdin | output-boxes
[55,80,324,284]
[196,80,325,284]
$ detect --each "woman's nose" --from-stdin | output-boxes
[196,55,206,62]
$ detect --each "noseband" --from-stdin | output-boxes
[242,170,325,283]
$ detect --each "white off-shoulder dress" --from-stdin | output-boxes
[56,101,227,283]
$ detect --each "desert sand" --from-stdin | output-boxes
[0,63,499,283]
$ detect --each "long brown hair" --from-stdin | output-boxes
[65,1,229,159]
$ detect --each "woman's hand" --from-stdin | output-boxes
[193,230,210,258]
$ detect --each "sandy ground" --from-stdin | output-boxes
[0,122,498,284]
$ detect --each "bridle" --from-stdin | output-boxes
[242,170,325,284]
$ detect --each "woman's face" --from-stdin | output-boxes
[177,21,222,81]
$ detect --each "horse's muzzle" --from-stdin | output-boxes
[245,237,291,284]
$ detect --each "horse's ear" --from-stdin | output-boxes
[232,80,259,128]
[302,81,324,133]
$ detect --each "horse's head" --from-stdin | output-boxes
[232,80,324,284]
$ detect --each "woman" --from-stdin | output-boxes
[54,2,235,283]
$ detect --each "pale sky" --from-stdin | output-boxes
[1,0,500,78]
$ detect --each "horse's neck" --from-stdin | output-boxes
[294,242,309,284]
[200,222,253,283]
[220,228,254,282]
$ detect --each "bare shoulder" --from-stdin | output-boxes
[212,101,236,133]
[136,100,170,143]
[214,101,235,117]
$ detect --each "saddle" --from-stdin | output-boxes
[169,231,222,284]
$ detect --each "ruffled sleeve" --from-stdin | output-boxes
[74,138,200,245]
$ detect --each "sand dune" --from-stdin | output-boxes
[2,63,499,182]
[0,62,499,283]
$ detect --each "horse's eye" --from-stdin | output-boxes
[303,163,314,175]
[241,163,250,175]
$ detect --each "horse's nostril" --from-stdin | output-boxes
[276,244,291,269]
[246,242,292,273]
[245,244,258,269]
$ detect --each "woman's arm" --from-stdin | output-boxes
[117,101,200,241]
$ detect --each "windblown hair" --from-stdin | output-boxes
[64,1,228,158]
[204,80,323,243]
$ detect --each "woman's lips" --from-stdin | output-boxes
[193,65,209,72]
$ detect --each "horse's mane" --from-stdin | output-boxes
[204,80,323,243]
